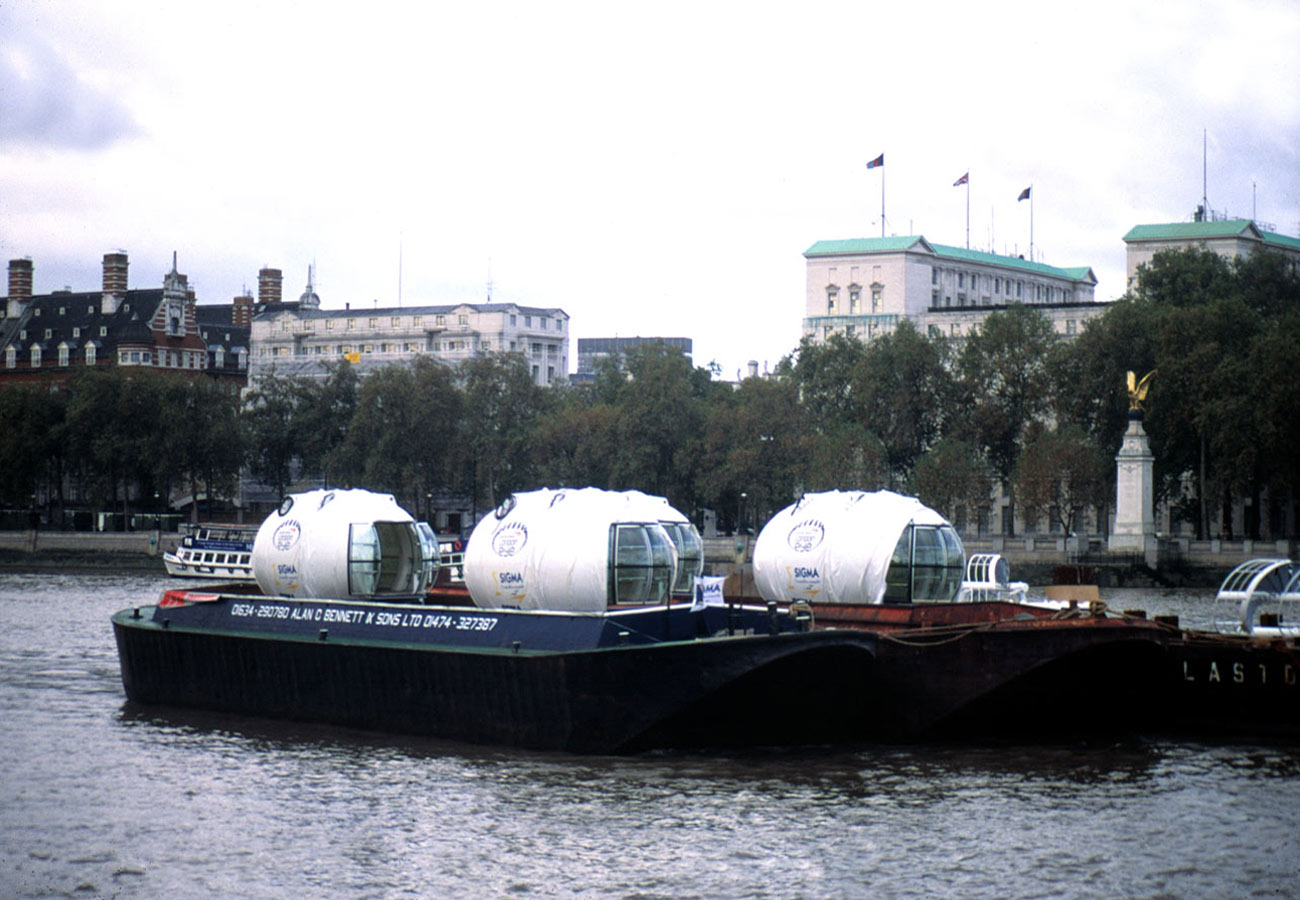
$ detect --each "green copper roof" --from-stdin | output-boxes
[805,236,1097,284]
[1123,219,1300,251]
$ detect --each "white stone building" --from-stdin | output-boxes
[802,236,1103,343]
[1122,217,1300,290]
[249,297,569,387]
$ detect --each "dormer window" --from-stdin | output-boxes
[5,347,15,368]
[58,342,70,366]
[86,344,97,366]
[30,345,41,367]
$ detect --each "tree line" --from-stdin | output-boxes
[2,247,1297,538]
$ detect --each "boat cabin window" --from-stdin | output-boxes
[608,523,676,605]
[882,523,965,603]
[662,522,703,595]
[348,521,432,597]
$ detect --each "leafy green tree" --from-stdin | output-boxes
[910,437,994,524]
[605,344,712,512]
[242,372,306,501]
[695,375,808,530]
[953,304,1058,483]
[155,377,244,522]
[295,360,360,487]
[785,332,868,431]
[338,358,464,514]
[1011,425,1110,535]
[530,386,618,490]
[0,383,67,515]
[851,319,954,485]
[462,353,544,513]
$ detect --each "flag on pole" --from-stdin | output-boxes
[1018,186,1032,201]
[953,172,968,186]
[866,154,884,169]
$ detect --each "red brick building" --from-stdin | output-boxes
[1,252,251,388]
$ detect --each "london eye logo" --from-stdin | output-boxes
[491,521,528,557]
[272,519,301,552]
[786,519,825,553]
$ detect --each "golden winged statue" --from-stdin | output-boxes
[1126,370,1155,411]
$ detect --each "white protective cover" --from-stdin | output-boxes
[252,489,415,598]
[463,487,680,611]
[753,490,951,605]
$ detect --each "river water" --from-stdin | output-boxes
[2,572,1298,899]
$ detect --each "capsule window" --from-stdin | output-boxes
[348,521,425,597]
[882,524,966,603]
[663,522,703,595]
[609,523,676,605]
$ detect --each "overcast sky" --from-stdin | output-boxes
[3,0,1297,379]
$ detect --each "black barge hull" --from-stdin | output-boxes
[112,595,877,753]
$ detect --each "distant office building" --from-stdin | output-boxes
[573,336,693,384]
[1,252,250,387]
[802,236,1103,344]
[1122,215,1300,289]
[249,273,569,387]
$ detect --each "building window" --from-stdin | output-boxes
[30,346,41,367]
[525,315,532,327]
[871,286,883,313]
[85,344,96,366]
[58,343,69,366]
[5,347,14,368]
[44,328,52,339]
[413,315,422,326]
[214,348,224,368]
[826,287,838,315]
[326,319,335,331]
[436,315,446,326]
[510,314,517,326]
[845,324,855,337]
[1016,281,1023,298]
[369,317,378,328]
[932,268,939,285]
[931,289,940,306]
[458,314,468,325]
[391,316,401,327]
[281,320,290,332]
[958,273,965,288]
[849,287,861,314]
[347,319,355,330]
[1066,320,1077,335]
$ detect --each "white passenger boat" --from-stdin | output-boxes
[163,523,259,580]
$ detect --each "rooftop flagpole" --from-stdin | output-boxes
[867,153,885,236]
[1018,184,1033,259]
[953,171,970,248]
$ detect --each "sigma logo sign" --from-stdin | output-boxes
[272,519,301,552]
[786,563,822,597]
[494,570,526,600]
[491,521,528,557]
[786,519,825,553]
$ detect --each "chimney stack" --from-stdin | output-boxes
[102,252,129,294]
[258,267,282,306]
[6,258,33,318]
[232,293,253,327]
